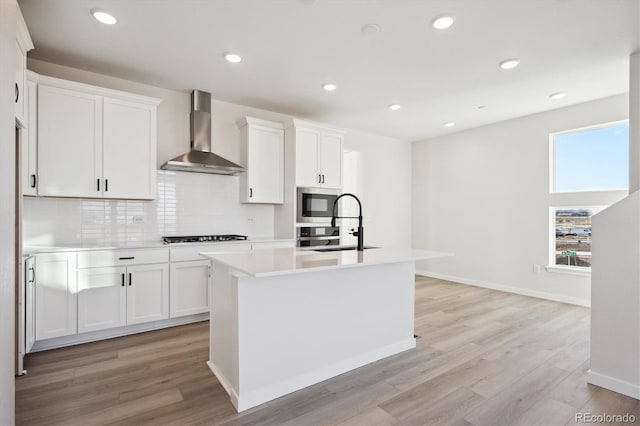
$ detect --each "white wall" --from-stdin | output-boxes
[0,0,17,423]
[413,94,628,306]
[589,191,640,398]
[25,59,413,249]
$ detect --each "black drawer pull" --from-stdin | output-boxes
[97,179,100,191]
[105,179,108,192]
[15,83,19,103]
[121,273,125,287]
[30,174,36,188]
[119,256,135,260]
[128,273,132,286]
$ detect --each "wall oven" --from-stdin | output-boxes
[297,226,340,247]
[297,187,340,223]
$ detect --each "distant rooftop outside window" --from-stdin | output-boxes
[553,122,629,193]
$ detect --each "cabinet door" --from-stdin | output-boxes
[127,264,169,325]
[169,260,210,318]
[78,267,127,333]
[25,257,35,353]
[15,42,26,124]
[35,253,77,340]
[38,85,103,198]
[320,131,344,189]
[295,127,321,187]
[22,80,37,196]
[103,98,156,200]
[246,125,283,204]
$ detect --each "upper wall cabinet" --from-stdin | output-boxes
[15,5,34,126]
[237,117,284,204]
[35,74,161,200]
[287,119,344,189]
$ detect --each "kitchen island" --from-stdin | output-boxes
[200,247,450,412]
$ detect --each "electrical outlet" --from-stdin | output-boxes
[533,264,542,274]
[132,215,144,224]
[247,217,254,223]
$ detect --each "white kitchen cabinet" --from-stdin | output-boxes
[289,120,344,189]
[126,263,170,324]
[22,77,38,196]
[237,117,284,204]
[168,242,254,318]
[38,84,103,198]
[77,267,127,333]
[25,256,35,353]
[15,6,33,125]
[35,253,77,340]
[77,249,169,331]
[169,260,210,318]
[102,97,157,199]
[35,74,160,200]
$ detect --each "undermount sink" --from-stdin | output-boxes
[312,245,378,252]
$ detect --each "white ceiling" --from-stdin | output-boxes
[18,0,640,142]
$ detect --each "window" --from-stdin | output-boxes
[552,122,629,193]
[550,121,629,271]
[553,207,603,268]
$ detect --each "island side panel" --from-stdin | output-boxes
[234,261,416,411]
[208,262,240,403]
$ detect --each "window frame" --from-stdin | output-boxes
[547,120,629,273]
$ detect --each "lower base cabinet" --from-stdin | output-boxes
[169,260,210,318]
[35,253,77,340]
[78,263,169,333]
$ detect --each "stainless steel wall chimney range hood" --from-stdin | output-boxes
[161,90,245,175]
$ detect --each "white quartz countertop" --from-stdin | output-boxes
[200,247,452,277]
[23,237,294,256]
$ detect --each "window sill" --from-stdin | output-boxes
[545,265,591,277]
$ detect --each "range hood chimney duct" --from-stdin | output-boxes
[161,90,245,175]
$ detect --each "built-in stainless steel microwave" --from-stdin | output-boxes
[296,187,340,223]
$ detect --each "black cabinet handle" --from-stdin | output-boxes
[30,174,36,188]
[15,83,19,103]
[121,273,125,287]
[249,187,253,198]
[28,267,35,283]
[318,174,321,183]
[105,179,108,192]
[97,179,100,191]
[119,256,135,260]
[128,273,132,286]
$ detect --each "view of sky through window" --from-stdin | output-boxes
[554,123,629,193]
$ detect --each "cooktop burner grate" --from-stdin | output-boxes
[162,235,248,244]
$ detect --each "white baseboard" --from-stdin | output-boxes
[31,313,209,352]
[587,369,640,400]
[416,270,590,307]
[209,338,416,413]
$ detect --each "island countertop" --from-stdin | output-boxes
[200,247,451,277]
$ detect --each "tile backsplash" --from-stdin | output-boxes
[23,171,274,246]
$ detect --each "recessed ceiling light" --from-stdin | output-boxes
[91,9,117,25]
[549,92,566,100]
[432,15,455,30]
[322,83,337,92]
[224,52,242,63]
[361,23,381,36]
[444,122,456,127]
[388,104,401,111]
[499,58,520,70]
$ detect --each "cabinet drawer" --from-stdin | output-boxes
[170,243,252,262]
[77,248,169,268]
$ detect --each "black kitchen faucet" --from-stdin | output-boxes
[330,193,364,251]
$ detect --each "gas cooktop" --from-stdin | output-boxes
[162,235,248,244]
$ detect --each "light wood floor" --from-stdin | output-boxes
[16,277,640,426]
